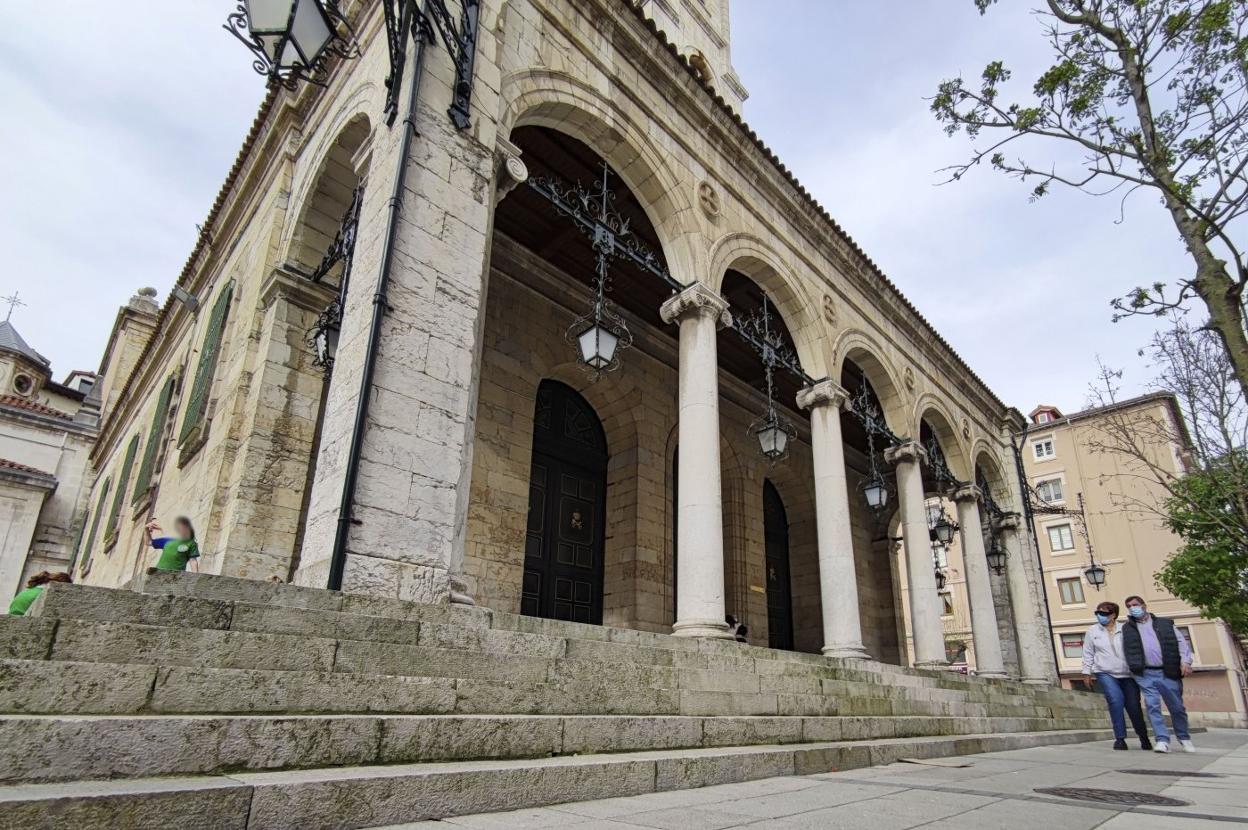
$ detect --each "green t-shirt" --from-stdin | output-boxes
[155,538,199,571]
[8,586,43,616]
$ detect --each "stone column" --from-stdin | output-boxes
[998,513,1055,683]
[952,485,1007,679]
[661,283,732,639]
[796,380,870,659]
[884,441,947,668]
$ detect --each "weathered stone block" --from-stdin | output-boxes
[0,617,54,661]
[379,715,561,762]
[653,748,794,790]
[136,570,344,612]
[560,715,701,754]
[228,602,422,645]
[31,584,232,631]
[0,777,252,830]
[0,659,154,715]
[333,640,550,684]
[701,716,803,747]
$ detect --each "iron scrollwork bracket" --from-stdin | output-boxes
[225,1,361,91]
[383,0,480,129]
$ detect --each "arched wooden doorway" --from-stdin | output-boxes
[523,380,608,624]
[763,480,794,650]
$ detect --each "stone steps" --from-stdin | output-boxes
[0,712,1106,784]
[0,728,1115,830]
[20,581,1100,722]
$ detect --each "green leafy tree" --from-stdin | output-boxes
[1157,458,1248,637]
[932,1,1248,399]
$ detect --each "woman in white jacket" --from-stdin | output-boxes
[1082,600,1152,750]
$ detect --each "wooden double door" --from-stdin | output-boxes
[522,381,607,625]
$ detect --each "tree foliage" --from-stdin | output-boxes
[933,1,1248,400]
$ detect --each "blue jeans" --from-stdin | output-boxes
[1136,668,1190,742]
[1096,673,1149,740]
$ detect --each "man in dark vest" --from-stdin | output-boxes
[1122,595,1194,753]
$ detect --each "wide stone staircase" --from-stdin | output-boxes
[0,570,1112,829]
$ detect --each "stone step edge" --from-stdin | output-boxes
[130,571,1071,696]
[28,582,1099,711]
[0,713,1112,785]
[19,619,1073,711]
[0,729,1116,830]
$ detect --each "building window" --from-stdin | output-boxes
[1177,625,1197,663]
[940,590,954,616]
[1036,478,1064,503]
[1057,576,1086,606]
[104,434,142,547]
[1033,437,1056,459]
[179,281,235,449]
[1047,523,1075,552]
[132,374,177,504]
[12,373,32,396]
[1036,412,1052,424]
[1060,632,1084,658]
[79,477,112,576]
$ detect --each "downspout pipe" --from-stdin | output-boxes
[328,3,431,591]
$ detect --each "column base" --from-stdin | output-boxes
[1021,676,1055,686]
[672,619,733,639]
[822,645,872,660]
[449,575,476,606]
[976,670,1009,680]
[914,660,952,671]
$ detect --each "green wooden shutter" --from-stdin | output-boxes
[179,281,235,445]
[105,434,141,542]
[132,375,175,503]
[80,477,111,572]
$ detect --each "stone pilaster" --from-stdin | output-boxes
[885,440,947,669]
[998,512,1056,684]
[796,380,869,659]
[660,283,732,639]
[952,484,1007,679]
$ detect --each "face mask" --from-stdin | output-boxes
[1128,606,1145,619]
[1095,613,1112,625]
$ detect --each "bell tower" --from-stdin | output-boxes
[634,0,748,112]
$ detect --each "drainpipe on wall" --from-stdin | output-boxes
[328,3,433,591]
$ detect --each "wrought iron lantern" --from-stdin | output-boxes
[860,470,890,512]
[934,567,948,591]
[225,0,359,88]
[1084,560,1107,590]
[308,299,342,375]
[568,303,629,374]
[928,502,957,547]
[741,295,797,463]
[985,536,1006,574]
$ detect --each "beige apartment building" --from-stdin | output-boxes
[1021,395,1248,727]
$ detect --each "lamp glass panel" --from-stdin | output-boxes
[578,325,618,369]
[246,0,293,33]
[290,0,333,64]
[864,481,887,509]
[757,423,787,458]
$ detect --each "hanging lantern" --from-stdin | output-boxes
[934,568,947,591]
[932,512,957,546]
[1084,560,1107,589]
[986,536,1006,574]
[308,298,342,376]
[569,310,629,372]
[860,470,890,512]
[749,410,797,463]
[225,0,359,88]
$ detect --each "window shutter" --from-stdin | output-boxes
[80,477,112,572]
[105,434,141,542]
[179,281,235,446]
[132,375,176,503]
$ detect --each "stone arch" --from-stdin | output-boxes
[972,443,1012,510]
[833,330,908,436]
[709,233,825,378]
[500,68,702,285]
[915,396,972,483]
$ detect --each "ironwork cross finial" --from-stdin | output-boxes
[2,292,24,322]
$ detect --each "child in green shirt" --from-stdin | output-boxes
[145,516,200,572]
[9,571,71,615]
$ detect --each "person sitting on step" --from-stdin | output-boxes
[8,571,71,616]
[144,516,200,573]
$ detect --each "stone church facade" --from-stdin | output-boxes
[75,0,1057,683]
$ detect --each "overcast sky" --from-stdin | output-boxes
[1,3,1187,413]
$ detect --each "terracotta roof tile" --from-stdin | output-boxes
[0,394,72,420]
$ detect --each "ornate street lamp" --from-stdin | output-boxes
[927,501,957,547]
[850,383,896,514]
[985,535,1007,575]
[934,567,948,591]
[225,0,360,89]
[565,168,633,377]
[1084,559,1107,590]
[860,469,890,513]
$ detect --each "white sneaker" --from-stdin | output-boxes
[1181,740,1196,753]
[1154,741,1170,753]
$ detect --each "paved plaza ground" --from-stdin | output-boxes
[380,729,1248,830]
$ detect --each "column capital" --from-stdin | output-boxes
[951,483,982,504]
[796,379,850,412]
[884,440,927,466]
[994,511,1022,532]
[660,283,731,328]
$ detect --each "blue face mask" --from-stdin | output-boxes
[1095,613,1112,625]
[1128,606,1146,619]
